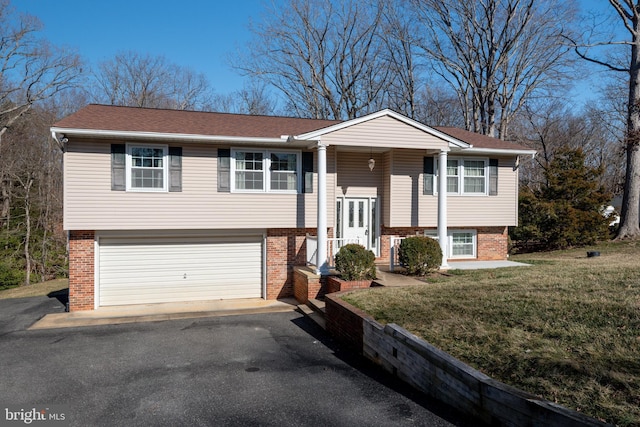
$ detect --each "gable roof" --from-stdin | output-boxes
[52,104,535,155]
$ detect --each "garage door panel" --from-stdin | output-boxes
[98,237,263,306]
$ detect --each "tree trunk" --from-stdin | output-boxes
[0,178,9,228]
[616,15,640,240]
[22,176,33,286]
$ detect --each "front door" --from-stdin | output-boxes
[338,197,378,255]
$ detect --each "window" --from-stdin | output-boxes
[435,157,488,195]
[463,160,485,193]
[127,145,168,191]
[422,229,476,258]
[447,159,459,193]
[451,231,476,258]
[235,151,264,190]
[231,149,300,192]
[270,152,298,191]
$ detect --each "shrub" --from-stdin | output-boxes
[398,236,442,276]
[0,261,23,290]
[334,244,376,281]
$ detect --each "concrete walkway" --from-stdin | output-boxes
[30,298,298,330]
[374,260,530,288]
[447,260,531,270]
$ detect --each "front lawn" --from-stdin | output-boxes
[0,278,68,300]
[342,241,640,426]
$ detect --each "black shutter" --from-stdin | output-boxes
[111,144,126,191]
[168,147,182,192]
[423,157,434,195]
[489,158,499,196]
[217,148,231,192]
[302,151,314,193]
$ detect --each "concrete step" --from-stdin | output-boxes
[297,304,326,330]
[307,298,325,315]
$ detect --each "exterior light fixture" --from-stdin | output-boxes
[368,147,375,171]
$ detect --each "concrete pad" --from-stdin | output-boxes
[447,260,531,270]
[29,298,298,330]
[374,268,427,287]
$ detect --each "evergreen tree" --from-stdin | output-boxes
[512,148,612,250]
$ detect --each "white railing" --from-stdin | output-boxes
[390,235,439,272]
[306,234,364,269]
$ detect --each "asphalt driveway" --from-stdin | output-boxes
[0,296,471,427]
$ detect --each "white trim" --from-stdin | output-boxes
[449,229,477,259]
[51,127,287,145]
[262,233,267,299]
[94,235,100,309]
[294,109,471,149]
[126,143,169,192]
[463,147,536,156]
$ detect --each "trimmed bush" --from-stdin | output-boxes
[334,244,376,281]
[398,236,442,276]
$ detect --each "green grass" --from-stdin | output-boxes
[0,278,68,300]
[343,241,640,426]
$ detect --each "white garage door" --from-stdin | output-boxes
[98,236,263,306]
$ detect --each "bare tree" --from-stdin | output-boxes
[0,0,81,228]
[510,100,624,194]
[2,107,64,285]
[91,51,213,110]
[570,0,640,239]
[0,1,81,140]
[409,0,577,139]
[414,84,466,128]
[234,0,392,120]
[378,2,421,119]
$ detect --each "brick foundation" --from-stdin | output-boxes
[476,226,508,260]
[68,230,95,311]
[66,225,508,311]
[266,228,316,299]
[380,226,509,262]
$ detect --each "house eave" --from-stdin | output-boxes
[462,147,537,157]
[50,127,294,146]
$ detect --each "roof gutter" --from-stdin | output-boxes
[50,127,287,145]
[463,147,537,157]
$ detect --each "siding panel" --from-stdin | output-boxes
[321,115,449,150]
[64,141,327,230]
[336,151,384,197]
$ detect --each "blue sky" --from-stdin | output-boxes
[10,0,623,105]
[12,0,266,94]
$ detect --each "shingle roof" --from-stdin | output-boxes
[54,104,533,152]
[434,126,532,152]
[53,104,341,139]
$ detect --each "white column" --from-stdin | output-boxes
[316,142,328,274]
[437,150,449,269]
